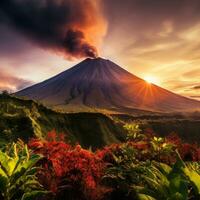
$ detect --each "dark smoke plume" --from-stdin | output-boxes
[0,0,106,59]
[64,30,98,58]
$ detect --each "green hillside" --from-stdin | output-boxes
[0,94,200,149]
[0,94,126,148]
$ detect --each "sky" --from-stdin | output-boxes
[0,0,200,100]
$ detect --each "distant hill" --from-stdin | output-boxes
[16,57,200,112]
[0,94,125,148]
[0,95,200,146]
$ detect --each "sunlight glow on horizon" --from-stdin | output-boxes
[143,76,160,85]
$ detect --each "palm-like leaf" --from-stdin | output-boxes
[175,152,200,198]
[0,143,47,200]
[134,161,188,200]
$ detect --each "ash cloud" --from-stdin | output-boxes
[64,30,98,58]
[0,0,106,59]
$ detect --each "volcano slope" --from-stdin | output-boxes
[16,57,200,113]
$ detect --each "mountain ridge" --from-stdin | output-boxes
[15,57,200,112]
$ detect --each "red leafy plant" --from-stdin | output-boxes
[28,129,200,200]
[166,133,200,161]
[97,131,200,166]
[29,131,108,200]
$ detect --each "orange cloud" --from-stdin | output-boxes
[0,71,34,92]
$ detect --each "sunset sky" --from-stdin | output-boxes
[0,0,200,100]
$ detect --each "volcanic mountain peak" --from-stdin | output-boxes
[86,57,107,62]
[16,57,200,113]
[75,57,122,72]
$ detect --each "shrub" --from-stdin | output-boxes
[0,141,46,200]
[29,133,108,200]
[135,152,200,200]
[96,127,200,200]
[166,133,200,162]
[98,144,142,200]
[2,126,198,200]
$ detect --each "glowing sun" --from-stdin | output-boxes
[144,76,159,85]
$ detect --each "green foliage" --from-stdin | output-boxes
[133,152,200,200]
[99,123,200,200]
[149,136,175,160]
[124,123,145,141]
[0,95,126,149]
[0,128,199,200]
[0,142,47,200]
[102,145,143,199]
[103,147,200,200]
[0,96,200,199]
[135,161,188,200]
[103,144,139,185]
[179,158,200,198]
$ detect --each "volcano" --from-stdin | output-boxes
[16,57,200,113]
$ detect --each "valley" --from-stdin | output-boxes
[1,94,199,149]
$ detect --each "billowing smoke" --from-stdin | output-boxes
[0,0,107,59]
[64,30,98,58]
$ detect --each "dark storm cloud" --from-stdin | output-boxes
[0,0,106,59]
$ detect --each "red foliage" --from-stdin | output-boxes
[96,143,123,164]
[29,132,107,200]
[178,143,199,161]
[47,129,66,142]
[144,128,156,139]
[166,133,182,146]
[166,133,200,162]
[97,133,200,166]
[130,141,149,150]
[28,130,200,199]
